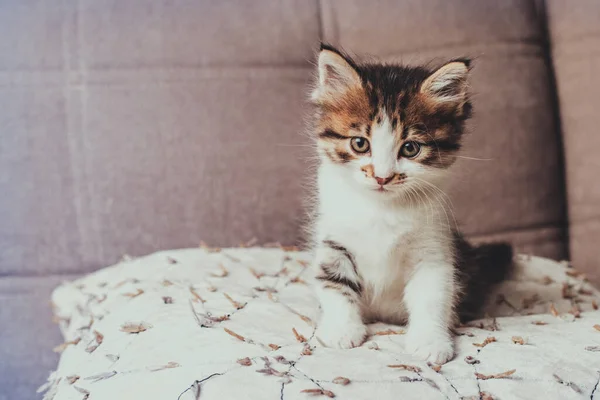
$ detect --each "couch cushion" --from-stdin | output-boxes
[545,0,600,283]
[0,276,72,400]
[42,248,600,400]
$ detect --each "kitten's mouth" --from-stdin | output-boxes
[375,181,405,192]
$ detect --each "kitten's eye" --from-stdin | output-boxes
[350,137,370,154]
[400,142,421,158]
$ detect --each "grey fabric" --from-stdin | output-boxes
[320,0,541,55]
[0,0,318,276]
[0,276,70,400]
[546,0,600,283]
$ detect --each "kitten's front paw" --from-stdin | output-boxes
[405,330,454,364]
[316,319,367,349]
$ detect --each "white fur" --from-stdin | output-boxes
[313,116,458,364]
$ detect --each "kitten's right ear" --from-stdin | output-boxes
[311,44,361,103]
[420,59,470,106]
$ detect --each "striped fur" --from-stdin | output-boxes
[316,240,362,294]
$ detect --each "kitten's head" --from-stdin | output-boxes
[311,44,471,199]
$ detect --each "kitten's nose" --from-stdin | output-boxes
[375,175,394,186]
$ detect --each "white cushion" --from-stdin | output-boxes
[41,248,600,400]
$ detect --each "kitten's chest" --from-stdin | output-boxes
[323,205,418,277]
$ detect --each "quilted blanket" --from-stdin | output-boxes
[42,247,600,400]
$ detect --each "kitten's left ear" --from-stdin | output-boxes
[420,59,470,105]
[311,44,362,103]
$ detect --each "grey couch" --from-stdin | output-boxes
[1,1,599,398]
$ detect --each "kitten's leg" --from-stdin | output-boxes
[404,261,456,364]
[314,240,367,349]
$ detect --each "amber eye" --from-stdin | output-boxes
[400,142,421,158]
[350,137,370,154]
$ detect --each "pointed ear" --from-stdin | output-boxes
[420,60,470,105]
[312,46,362,102]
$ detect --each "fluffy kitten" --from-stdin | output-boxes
[308,44,513,364]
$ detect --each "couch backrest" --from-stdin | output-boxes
[545,0,600,283]
[0,0,597,282]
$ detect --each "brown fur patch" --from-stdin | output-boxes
[360,165,407,184]
[361,164,375,178]
[324,149,338,163]
[336,151,353,163]
[315,85,372,165]
[319,86,371,130]
[390,173,407,184]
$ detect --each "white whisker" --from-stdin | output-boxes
[412,177,458,231]
[452,155,493,161]
[276,143,317,148]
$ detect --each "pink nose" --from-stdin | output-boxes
[375,175,393,186]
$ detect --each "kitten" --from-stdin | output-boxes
[307,44,513,364]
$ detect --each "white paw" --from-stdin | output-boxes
[405,329,454,364]
[316,320,368,349]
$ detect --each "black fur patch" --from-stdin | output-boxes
[336,151,353,163]
[428,140,461,152]
[401,125,410,140]
[319,129,348,140]
[317,266,362,294]
[454,232,514,322]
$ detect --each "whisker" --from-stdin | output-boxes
[276,143,317,148]
[404,184,421,216]
[413,177,456,210]
[412,178,458,230]
[452,155,493,161]
[428,187,452,230]
[407,185,421,212]
[413,184,435,226]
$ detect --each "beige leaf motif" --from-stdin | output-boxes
[120,322,152,334]
[475,369,516,380]
[473,337,497,348]
[332,377,350,385]
[387,364,422,373]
